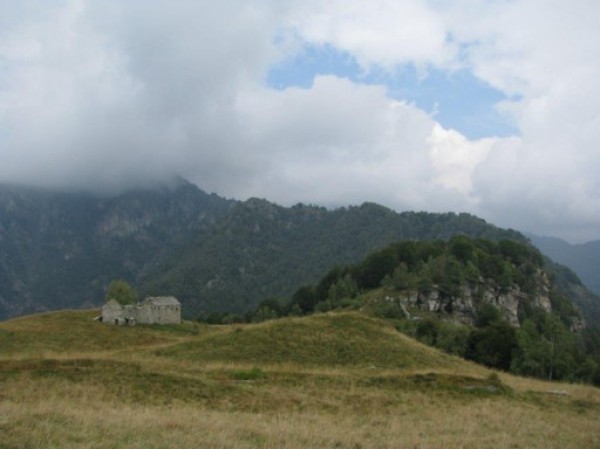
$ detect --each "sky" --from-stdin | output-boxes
[1,0,599,242]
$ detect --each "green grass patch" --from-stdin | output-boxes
[0,310,211,356]
[230,367,267,381]
[359,371,511,397]
[1,309,600,448]
[156,312,463,370]
[0,357,250,406]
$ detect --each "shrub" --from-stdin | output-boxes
[105,279,138,305]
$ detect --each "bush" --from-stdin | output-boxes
[475,303,501,327]
[435,323,470,356]
[416,319,439,346]
[466,322,517,371]
[105,280,137,305]
[370,301,407,319]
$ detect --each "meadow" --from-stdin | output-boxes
[1,310,599,448]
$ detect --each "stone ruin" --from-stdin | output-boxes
[101,296,181,325]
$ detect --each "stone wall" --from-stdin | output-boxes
[101,300,129,325]
[101,297,181,325]
[135,301,180,324]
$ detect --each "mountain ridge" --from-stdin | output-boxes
[528,234,600,296]
[140,196,526,317]
[0,180,235,318]
[1,180,598,328]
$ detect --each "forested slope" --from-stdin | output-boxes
[140,199,524,317]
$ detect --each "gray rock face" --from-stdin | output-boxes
[389,271,558,327]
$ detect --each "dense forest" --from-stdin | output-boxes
[138,199,529,317]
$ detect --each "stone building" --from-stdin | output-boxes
[101,296,181,325]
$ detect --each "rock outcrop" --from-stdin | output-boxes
[381,270,559,328]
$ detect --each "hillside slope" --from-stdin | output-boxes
[530,234,600,296]
[1,310,599,449]
[1,180,596,328]
[140,199,525,317]
[0,180,234,319]
[155,312,463,370]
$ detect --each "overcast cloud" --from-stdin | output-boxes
[1,0,599,242]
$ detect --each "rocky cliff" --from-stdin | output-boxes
[414,270,551,325]
[336,238,591,331]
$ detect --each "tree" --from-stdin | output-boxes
[465,261,480,288]
[252,297,285,322]
[541,314,578,380]
[385,262,418,290]
[435,322,470,357]
[315,267,343,302]
[450,235,476,264]
[105,279,138,305]
[499,261,515,293]
[328,274,359,302]
[290,286,317,314]
[465,321,517,371]
[475,303,501,327]
[511,319,551,378]
[512,314,578,380]
[439,256,463,298]
[356,248,398,289]
[416,319,439,346]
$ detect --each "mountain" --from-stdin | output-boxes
[527,234,600,325]
[139,200,525,317]
[1,180,598,327]
[529,234,600,296]
[0,179,234,319]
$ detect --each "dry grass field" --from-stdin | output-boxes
[1,310,599,448]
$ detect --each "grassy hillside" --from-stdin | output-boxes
[0,310,207,356]
[1,310,600,448]
[155,313,463,369]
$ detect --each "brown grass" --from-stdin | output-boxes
[1,310,599,448]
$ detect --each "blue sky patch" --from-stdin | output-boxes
[266,44,519,140]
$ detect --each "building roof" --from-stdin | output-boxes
[141,296,180,306]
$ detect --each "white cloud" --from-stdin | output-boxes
[0,0,282,191]
[1,0,600,241]
[289,0,457,71]
[427,123,495,195]
[442,0,600,240]
[234,75,439,208]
